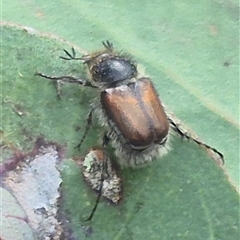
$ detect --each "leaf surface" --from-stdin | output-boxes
[1,1,239,238]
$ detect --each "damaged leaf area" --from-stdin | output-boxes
[1,146,63,239]
[79,148,122,204]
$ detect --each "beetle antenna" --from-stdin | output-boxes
[60,47,84,61]
[102,41,114,51]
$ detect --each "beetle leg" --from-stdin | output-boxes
[102,132,111,148]
[35,72,97,88]
[84,152,110,221]
[76,108,94,150]
[167,113,224,165]
[35,72,97,98]
[84,178,103,221]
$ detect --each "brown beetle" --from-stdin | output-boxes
[99,77,170,166]
[36,41,224,167]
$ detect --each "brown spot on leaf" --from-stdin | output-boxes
[208,24,218,35]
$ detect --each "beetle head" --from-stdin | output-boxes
[82,45,138,86]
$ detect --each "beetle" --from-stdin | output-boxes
[35,41,224,167]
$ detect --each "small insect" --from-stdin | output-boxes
[35,41,224,167]
[76,148,121,221]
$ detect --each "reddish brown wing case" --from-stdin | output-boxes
[101,78,169,148]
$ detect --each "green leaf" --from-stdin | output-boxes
[1,0,239,238]
[1,188,34,239]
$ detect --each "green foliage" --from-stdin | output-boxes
[1,0,239,239]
